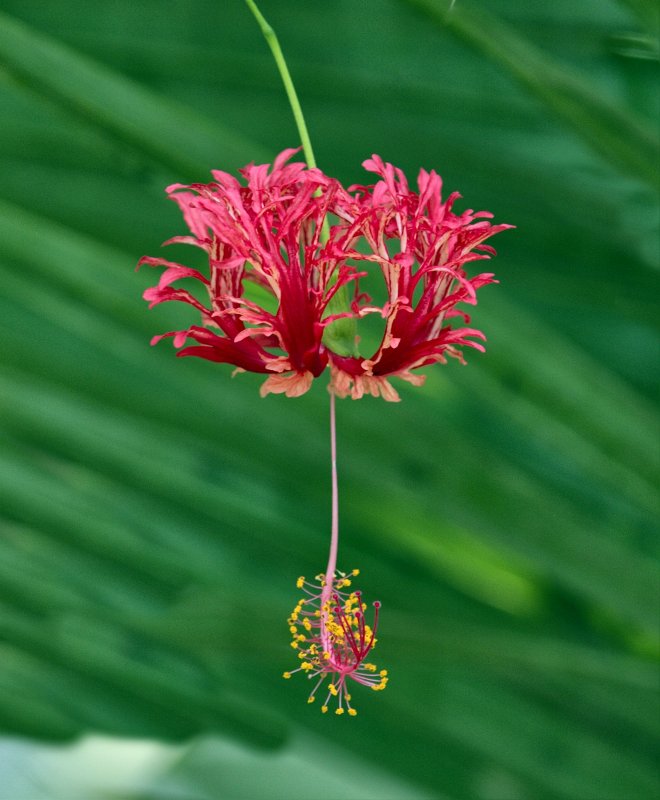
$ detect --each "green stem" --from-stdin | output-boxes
[244,0,317,171]
[244,0,355,355]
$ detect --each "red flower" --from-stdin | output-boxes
[328,155,513,400]
[139,148,361,397]
[140,150,511,399]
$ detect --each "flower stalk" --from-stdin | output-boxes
[244,0,318,171]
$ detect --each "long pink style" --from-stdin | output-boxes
[320,392,339,654]
[283,391,387,713]
[324,393,339,595]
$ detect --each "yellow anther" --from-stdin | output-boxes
[303,618,312,631]
[323,651,330,660]
[348,708,358,716]
[282,672,291,679]
[307,696,315,704]
[345,694,351,701]
[328,684,338,696]
[335,708,344,715]
[296,576,305,588]
[301,662,312,671]
[364,663,376,672]
[296,634,306,642]
[351,568,360,576]
[380,670,388,677]
[321,706,328,714]
[289,626,297,634]
[290,641,298,649]
[314,610,321,617]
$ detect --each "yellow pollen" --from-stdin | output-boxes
[307,696,315,704]
[282,672,291,679]
[290,642,298,649]
[296,576,305,588]
[351,569,360,576]
[364,663,376,672]
[335,708,344,715]
[289,626,297,634]
[328,684,338,696]
[345,694,351,701]
[380,670,388,677]
[348,708,358,716]
[303,619,312,631]
[321,706,328,714]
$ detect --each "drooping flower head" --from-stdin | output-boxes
[283,569,386,715]
[140,150,511,401]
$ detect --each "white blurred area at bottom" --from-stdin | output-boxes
[0,735,182,800]
[0,731,439,800]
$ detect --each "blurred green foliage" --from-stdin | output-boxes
[0,1,658,798]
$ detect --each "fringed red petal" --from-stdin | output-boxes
[140,150,512,397]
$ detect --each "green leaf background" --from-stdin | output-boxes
[0,1,658,798]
